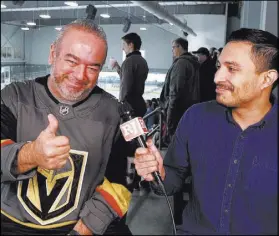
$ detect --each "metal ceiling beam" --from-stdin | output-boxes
[1,16,167,27]
[0,3,140,12]
[167,4,226,15]
[131,1,197,36]
[158,1,226,6]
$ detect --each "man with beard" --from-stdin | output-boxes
[1,19,131,235]
[133,28,278,235]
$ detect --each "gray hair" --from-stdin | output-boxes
[53,19,108,55]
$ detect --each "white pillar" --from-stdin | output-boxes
[240,1,262,29]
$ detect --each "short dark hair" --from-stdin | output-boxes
[122,33,142,50]
[173,38,188,51]
[228,28,278,89]
[228,28,278,73]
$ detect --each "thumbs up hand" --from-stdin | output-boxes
[31,114,71,170]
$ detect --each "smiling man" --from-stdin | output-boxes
[133,28,278,234]
[1,19,131,235]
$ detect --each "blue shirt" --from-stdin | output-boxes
[162,99,278,235]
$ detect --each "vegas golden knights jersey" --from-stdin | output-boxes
[1,76,131,235]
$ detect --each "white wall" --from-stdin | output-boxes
[24,23,176,69]
[240,1,262,29]
[176,14,227,51]
[22,14,226,69]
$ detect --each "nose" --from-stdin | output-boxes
[214,67,227,84]
[74,65,86,81]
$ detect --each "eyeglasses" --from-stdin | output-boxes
[172,45,180,49]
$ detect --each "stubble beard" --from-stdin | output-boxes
[50,68,92,104]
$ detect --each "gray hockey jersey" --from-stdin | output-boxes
[1,76,131,234]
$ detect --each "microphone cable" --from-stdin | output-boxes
[137,137,177,236]
[119,102,177,235]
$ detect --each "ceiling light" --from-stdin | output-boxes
[27,21,36,26]
[140,27,147,31]
[169,23,173,25]
[100,13,110,18]
[143,15,146,18]
[21,27,30,31]
[1,3,7,8]
[64,1,78,7]
[39,14,51,19]
[55,26,62,31]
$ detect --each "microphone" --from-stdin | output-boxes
[118,102,163,184]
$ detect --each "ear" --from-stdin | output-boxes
[260,69,278,90]
[48,43,56,65]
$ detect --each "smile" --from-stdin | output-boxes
[216,86,231,93]
[66,81,84,90]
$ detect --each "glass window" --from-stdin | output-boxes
[97,71,165,100]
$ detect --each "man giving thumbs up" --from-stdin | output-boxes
[1,19,132,235]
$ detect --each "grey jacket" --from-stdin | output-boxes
[119,51,149,117]
[160,52,200,136]
[1,76,131,235]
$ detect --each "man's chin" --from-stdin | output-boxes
[216,97,237,108]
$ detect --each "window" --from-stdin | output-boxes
[14,48,22,59]
[122,50,146,62]
[1,46,13,59]
[1,66,11,88]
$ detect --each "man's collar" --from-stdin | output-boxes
[225,96,278,129]
[126,50,141,58]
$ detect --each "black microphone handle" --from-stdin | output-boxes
[136,136,163,184]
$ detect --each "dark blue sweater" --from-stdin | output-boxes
[161,99,278,235]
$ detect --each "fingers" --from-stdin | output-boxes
[47,136,70,147]
[135,147,150,158]
[134,139,165,181]
[47,156,69,170]
[45,114,59,135]
[146,138,162,160]
[134,146,158,181]
[44,145,70,157]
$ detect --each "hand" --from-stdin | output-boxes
[111,60,120,70]
[30,114,70,170]
[73,219,92,235]
[134,139,165,181]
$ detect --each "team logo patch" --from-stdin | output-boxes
[59,105,70,116]
[17,150,88,225]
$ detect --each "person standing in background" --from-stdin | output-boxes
[144,99,155,130]
[160,38,200,144]
[193,47,217,102]
[111,33,149,117]
[209,47,217,58]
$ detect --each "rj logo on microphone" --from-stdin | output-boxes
[120,117,148,141]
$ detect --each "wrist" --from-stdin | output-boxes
[17,142,38,173]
